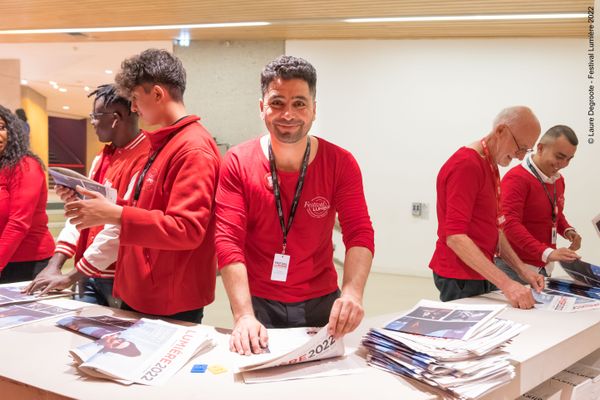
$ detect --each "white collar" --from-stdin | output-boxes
[522,153,560,184]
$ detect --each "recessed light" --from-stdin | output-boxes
[59,88,67,93]
[104,70,113,74]
[62,106,70,110]
[344,12,587,23]
[84,86,90,92]
[20,79,28,85]
[49,80,57,86]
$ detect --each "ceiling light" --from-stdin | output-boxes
[62,106,70,110]
[0,21,270,35]
[105,69,113,74]
[59,88,67,92]
[49,80,57,86]
[344,12,588,23]
[84,86,90,92]
[20,79,28,85]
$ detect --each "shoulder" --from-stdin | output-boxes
[442,147,484,176]
[315,137,359,168]
[224,138,262,165]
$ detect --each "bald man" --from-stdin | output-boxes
[496,125,581,283]
[429,106,545,309]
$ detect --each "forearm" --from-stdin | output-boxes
[341,246,373,301]
[497,231,528,275]
[46,253,69,271]
[446,234,511,289]
[220,262,255,322]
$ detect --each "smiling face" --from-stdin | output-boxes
[536,134,577,177]
[0,118,7,156]
[260,78,316,144]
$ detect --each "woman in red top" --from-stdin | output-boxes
[0,105,54,283]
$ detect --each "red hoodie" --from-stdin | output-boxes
[115,116,221,315]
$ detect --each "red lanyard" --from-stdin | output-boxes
[480,139,505,229]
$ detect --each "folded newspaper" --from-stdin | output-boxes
[362,300,528,399]
[488,287,600,312]
[49,167,117,203]
[57,315,136,338]
[70,318,214,385]
[0,283,73,306]
[0,301,78,330]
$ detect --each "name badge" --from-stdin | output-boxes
[551,226,557,245]
[271,253,290,282]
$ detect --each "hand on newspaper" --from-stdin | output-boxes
[22,256,63,294]
[499,280,536,309]
[519,268,545,293]
[230,314,268,355]
[328,293,364,338]
[23,269,79,296]
[55,185,80,203]
[548,247,581,262]
[64,186,122,230]
[564,230,582,251]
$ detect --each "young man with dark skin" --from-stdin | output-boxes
[63,49,221,323]
[216,55,375,355]
[24,85,149,306]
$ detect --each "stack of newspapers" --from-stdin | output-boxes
[362,300,528,399]
[67,318,214,385]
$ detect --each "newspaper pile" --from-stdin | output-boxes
[70,318,214,385]
[362,300,528,400]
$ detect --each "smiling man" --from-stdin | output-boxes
[429,106,545,309]
[496,125,581,282]
[215,55,375,355]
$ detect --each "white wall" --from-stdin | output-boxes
[287,39,599,276]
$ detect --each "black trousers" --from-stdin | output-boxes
[433,272,495,302]
[0,258,49,284]
[120,301,204,324]
[252,289,341,328]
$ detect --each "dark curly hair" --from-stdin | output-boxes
[261,55,317,98]
[0,105,43,171]
[115,49,186,101]
[88,83,132,113]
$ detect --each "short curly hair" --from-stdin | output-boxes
[115,49,186,101]
[0,105,43,171]
[261,55,317,98]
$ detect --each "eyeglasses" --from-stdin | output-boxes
[506,125,533,155]
[89,112,114,122]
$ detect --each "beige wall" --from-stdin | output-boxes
[0,59,20,112]
[21,86,48,168]
[175,40,285,151]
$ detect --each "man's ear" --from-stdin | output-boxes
[152,85,166,102]
[259,98,265,119]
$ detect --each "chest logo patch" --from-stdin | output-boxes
[304,196,331,218]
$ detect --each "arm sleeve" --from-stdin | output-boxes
[0,160,46,269]
[54,219,80,258]
[501,172,548,261]
[120,148,219,250]
[75,224,120,277]
[214,152,248,269]
[335,153,375,255]
[444,158,482,236]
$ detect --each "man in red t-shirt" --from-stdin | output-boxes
[215,55,375,355]
[496,125,581,282]
[429,106,545,309]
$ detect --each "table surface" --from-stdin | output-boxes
[1,293,599,400]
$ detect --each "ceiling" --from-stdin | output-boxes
[0,0,593,117]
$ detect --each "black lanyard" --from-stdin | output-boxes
[268,136,311,254]
[526,157,557,223]
[133,116,189,203]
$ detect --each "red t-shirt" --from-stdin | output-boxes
[215,137,374,303]
[501,163,570,267]
[429,147,498,280]
[0,156,55,269]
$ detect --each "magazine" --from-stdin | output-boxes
[70,318,214,386]
[0,301,78,330]
[547,278,600,300]
[381,299,505,340]
[57,315,136,339]
[559,259,600,287]
[49,167,117,203]
[0,283,73,306]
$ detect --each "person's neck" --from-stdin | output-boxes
[531,153,551,177]
[159,102,188,127]
[470,133,498,162]
[112,124,140,148]
[270,136,311,172]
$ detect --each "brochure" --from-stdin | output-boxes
[0,283,73,306]
[57,315,136,339]
[559,259,600,287]
[0,301,77,330]
[49,167,117,203]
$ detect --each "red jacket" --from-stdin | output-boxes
[501,162,571,267]
[0,156,55,269]
[116,116,221,315]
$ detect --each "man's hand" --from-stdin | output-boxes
[548,247,581,262]
[565,230,582,251]
[24,271,78,296]
[230,314,268,356]
[518,268,545,293]
[498,279,536,309]
[22,254,68,294]
[64,186,122,230]
[55,185,79,203]
[328,293,364,338]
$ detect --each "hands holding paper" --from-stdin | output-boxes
[63,186,122,230]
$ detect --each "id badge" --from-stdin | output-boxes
[551,226,557,245]
[271,253,290,282]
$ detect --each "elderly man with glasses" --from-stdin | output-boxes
[429,106,545,309]
[496,125,581,283]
